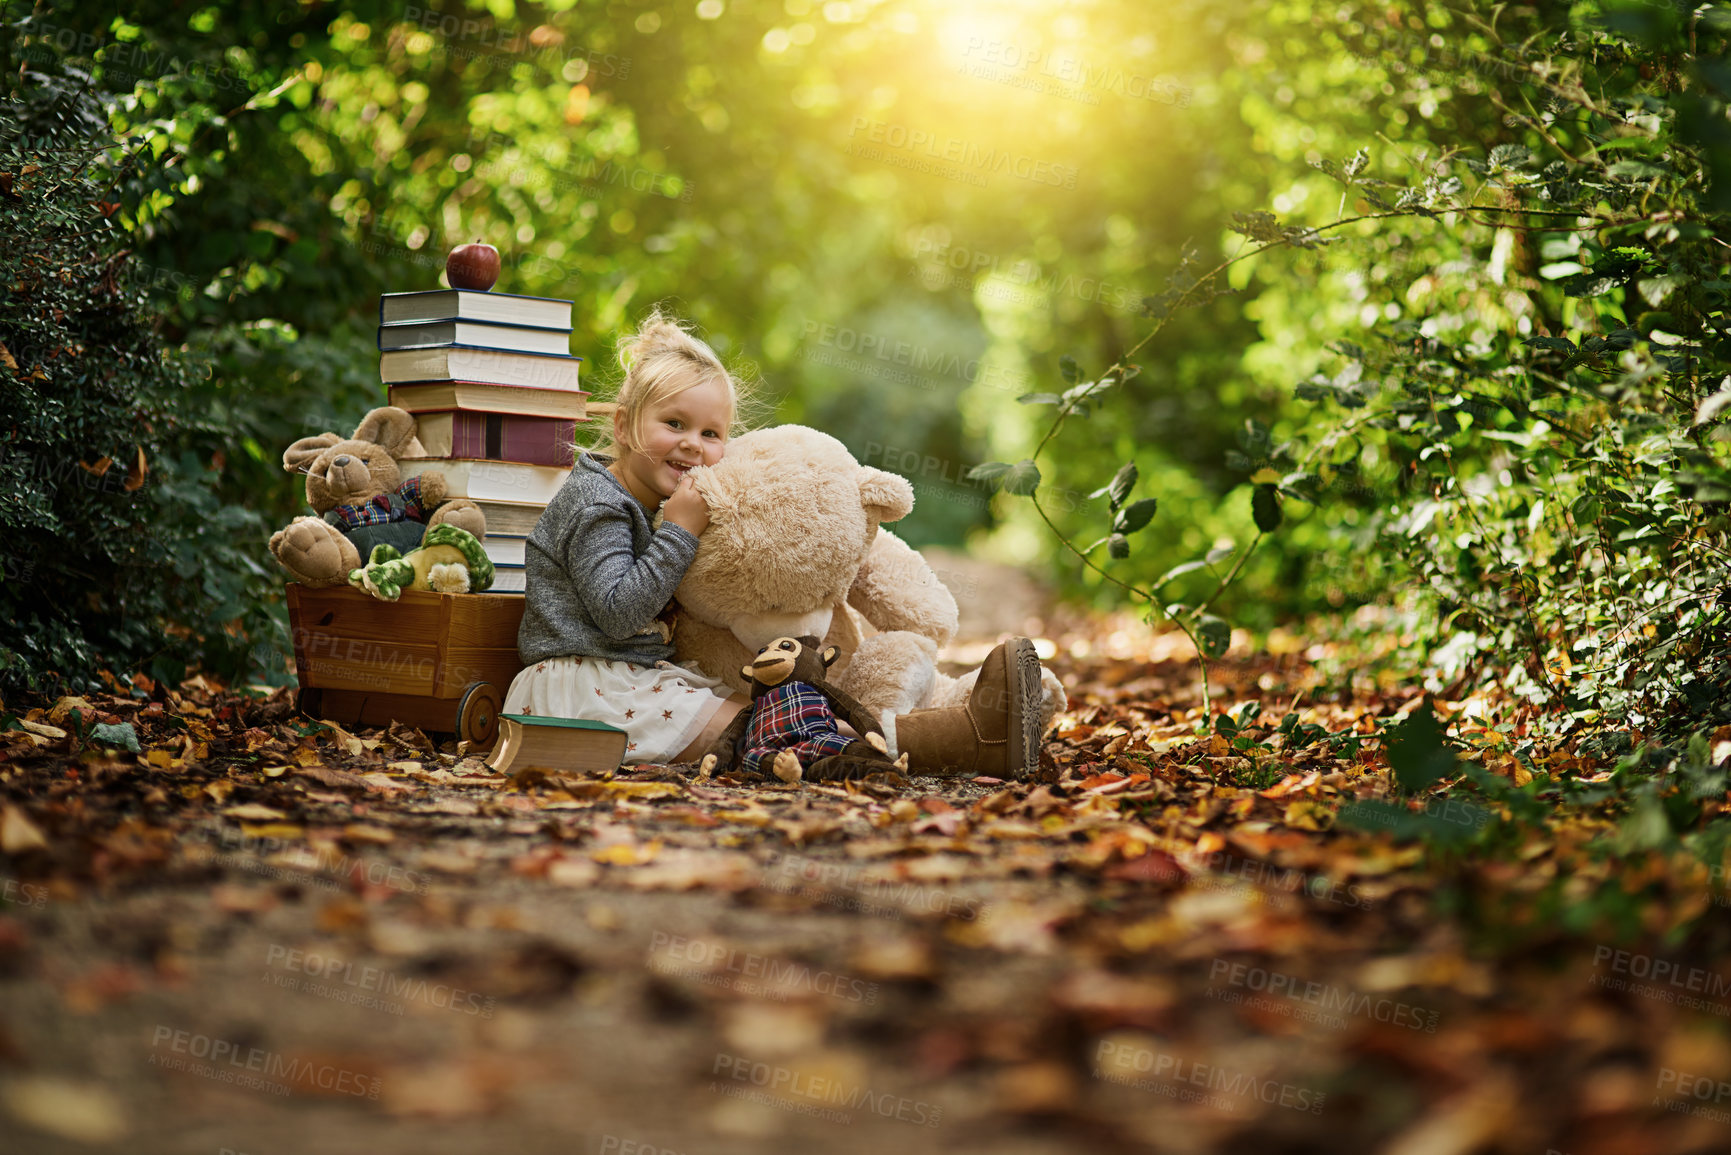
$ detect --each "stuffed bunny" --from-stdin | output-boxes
[268,406,485,588]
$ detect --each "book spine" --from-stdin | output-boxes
[435,413,577,466]
[501,417,576,467]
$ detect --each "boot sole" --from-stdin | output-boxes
[1004,637,1042,780]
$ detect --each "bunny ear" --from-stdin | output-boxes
[282,433,339,473]
[352,407,421,456]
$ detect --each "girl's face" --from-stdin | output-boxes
[611,377,731,507]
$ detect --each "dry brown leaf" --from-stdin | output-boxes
[0,1077,126,1142]
[1,805,49,853]
[546,858,601,887]
[591,840,661,866]
[222,803,287,821]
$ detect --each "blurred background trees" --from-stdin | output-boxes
[1,0,1725,740]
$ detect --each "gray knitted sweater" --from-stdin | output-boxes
[516,452,699,667]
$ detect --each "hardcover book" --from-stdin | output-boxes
[480,536,526,567]
[396,457,570,505]
[381,348,581,391]
[413,411,581,467]
[379,322,570,357]
[470,500,546,536]
[486,713,628,776]
[387,382,587,420]
[380,289,573,331]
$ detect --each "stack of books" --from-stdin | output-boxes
[378,289,588,593]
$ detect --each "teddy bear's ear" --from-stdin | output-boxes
[856,467,914,525]
[282,434,339,474]
[352,407,422,457]
[821,645,839,668]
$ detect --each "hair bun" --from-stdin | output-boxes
[619,309,709,372]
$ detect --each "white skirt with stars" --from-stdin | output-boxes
[500,655,731,765]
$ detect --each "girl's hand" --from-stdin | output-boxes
[662,473,710,536]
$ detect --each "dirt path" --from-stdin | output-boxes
[0,571,1714,1155]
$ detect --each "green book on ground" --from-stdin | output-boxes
[486,713,628,776]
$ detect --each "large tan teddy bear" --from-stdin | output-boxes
[672,425,1065,775]
[268,406,486,588]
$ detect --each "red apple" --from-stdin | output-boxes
[447,240,500,291]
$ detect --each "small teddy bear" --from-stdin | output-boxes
[699,635,908,783]
[269,407,486,588]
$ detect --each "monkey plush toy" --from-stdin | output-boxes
[698,635,908,783]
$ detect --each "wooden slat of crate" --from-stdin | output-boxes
[435,646,523,697]
[288,584,526,701]
[299,642,440,697]
[308,688,461,736]
[288,583,445,642]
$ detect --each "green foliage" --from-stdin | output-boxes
[1002,0,1730,739]
[0,60,280,700]
[1386,702,1460,794]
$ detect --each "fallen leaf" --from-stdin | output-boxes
[591,840,661,866]
[223,804,287,822]
[46,697,94,728]
[0,806,49,853]
[0,1076,126,1142]
[546,858,601,887]
[1260,770,1320,798]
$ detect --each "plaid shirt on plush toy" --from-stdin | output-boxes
[323,476,427,532]
[739,681,856,776]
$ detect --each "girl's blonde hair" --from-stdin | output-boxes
[584,308,748,459]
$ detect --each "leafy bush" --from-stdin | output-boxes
[0,52,283,702]
[994,0,1730,738]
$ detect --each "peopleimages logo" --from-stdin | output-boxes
[149,1026,381,1099]
[846,119,1079,189]
[1093,1039,1326,1114]
[710,1053,943,1128]
[763,850,985,921]
[1206,960,1441,1032]
[264,945,496,1018]
[1591,946,1731,1015]
[647,932,879,1005]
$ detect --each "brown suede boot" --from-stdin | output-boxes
[893,638,1044,779]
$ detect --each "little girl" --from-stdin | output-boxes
[502,309,749,763]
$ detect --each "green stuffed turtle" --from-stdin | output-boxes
[348,523,494,601]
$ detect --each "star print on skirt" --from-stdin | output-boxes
[501,655,729,764]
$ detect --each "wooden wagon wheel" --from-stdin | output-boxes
[455,681,503,749]
[296,687,323,721]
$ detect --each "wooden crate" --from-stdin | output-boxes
[286,583,526,748]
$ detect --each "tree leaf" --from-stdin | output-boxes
[1113,497,1158,534]
[1017,392,1063,406]
[1002,459,1041,497]
[1153,559,1209,588]
[1252,484,1282,533]
[966,462,1011,486]
[1107,533,1130,559]
[1089,462,1138,508]
[1692,386,1731,425]
[1387,702,1459,793]
[1059,355,1081,385]
[1197,615,1231,659]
